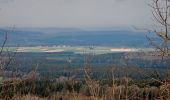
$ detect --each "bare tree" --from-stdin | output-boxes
[147,1,170,98]
[148,0,170,58]
[0,30,16,79]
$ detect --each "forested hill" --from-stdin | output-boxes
[0,28,150,47]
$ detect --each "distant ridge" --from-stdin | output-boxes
[0,28,149,47]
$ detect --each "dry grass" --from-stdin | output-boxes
[0,60,169,100]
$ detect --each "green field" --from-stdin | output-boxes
[6,46,154,55]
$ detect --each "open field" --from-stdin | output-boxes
[6,46,154,54]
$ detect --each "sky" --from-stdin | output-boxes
[0,0,152,29]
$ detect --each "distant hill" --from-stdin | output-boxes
[0,28,150,47]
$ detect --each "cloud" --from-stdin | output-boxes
[0,0,14,3]
[114,0,126,2]
[0,0,152,28]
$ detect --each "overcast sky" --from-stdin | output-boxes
[0,0,152,28]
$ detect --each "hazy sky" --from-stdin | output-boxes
[0,0,152,28]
